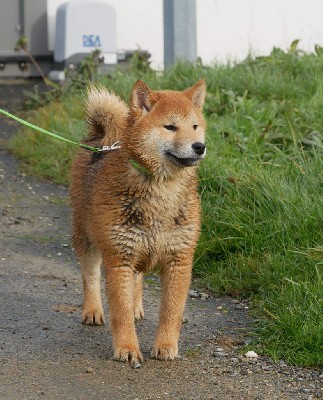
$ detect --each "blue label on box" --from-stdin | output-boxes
[83,35,101,47]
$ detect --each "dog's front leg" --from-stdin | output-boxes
[134,272,144,320]
[105,264,143,367]
[152,254,192,360]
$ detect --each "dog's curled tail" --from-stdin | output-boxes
[85,86,129,143]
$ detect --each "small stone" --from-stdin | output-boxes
[245,350,258,358]
[132,362,142,369]
[213,351,226,358]
[215,347,224,352]
[189,290,199,298]
[85,367,94,373]
[199,292,208,300]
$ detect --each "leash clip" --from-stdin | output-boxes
[99,141,121,152]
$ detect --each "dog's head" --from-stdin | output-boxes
[126,80,206,178]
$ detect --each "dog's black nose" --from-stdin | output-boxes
[192,142,206,155]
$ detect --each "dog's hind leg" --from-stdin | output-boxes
[134,272,144,320]
[79,245,105,326]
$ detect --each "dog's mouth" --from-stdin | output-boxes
[165,152,201,167]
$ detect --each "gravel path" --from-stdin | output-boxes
[0,80,321,400]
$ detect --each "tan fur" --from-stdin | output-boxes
[70,80,207,367]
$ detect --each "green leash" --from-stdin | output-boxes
[0,107,113,153]
[129,158,152,177]
[0,108,151,175]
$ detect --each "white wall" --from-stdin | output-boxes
[198,0,323,64]
[48,0,323,68]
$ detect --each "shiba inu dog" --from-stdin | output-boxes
[70,79,206,367]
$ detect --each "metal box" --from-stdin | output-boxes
[54,0,117,66]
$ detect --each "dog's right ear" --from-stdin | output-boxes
[130,80,158,115]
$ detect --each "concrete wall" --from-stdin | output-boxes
[47,0,323,69]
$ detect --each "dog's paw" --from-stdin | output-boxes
[151,342,178,360]
[134,305,144,320]
[82,308,105,326]
[114,345,144,368]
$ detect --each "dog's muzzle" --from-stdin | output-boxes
[165,142,206,167]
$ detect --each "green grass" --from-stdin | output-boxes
[5,46,323,367]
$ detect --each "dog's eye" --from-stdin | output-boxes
[193,124,198,130]
[164,125,177,131]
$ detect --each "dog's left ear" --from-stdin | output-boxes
[184,79,206,108]
[131,80,158,115]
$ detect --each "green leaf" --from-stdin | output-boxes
[289,39,300,53]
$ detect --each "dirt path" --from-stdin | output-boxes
[0,80,321,400]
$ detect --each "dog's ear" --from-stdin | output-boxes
[184,79,206,108]
[131,80,158,115]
